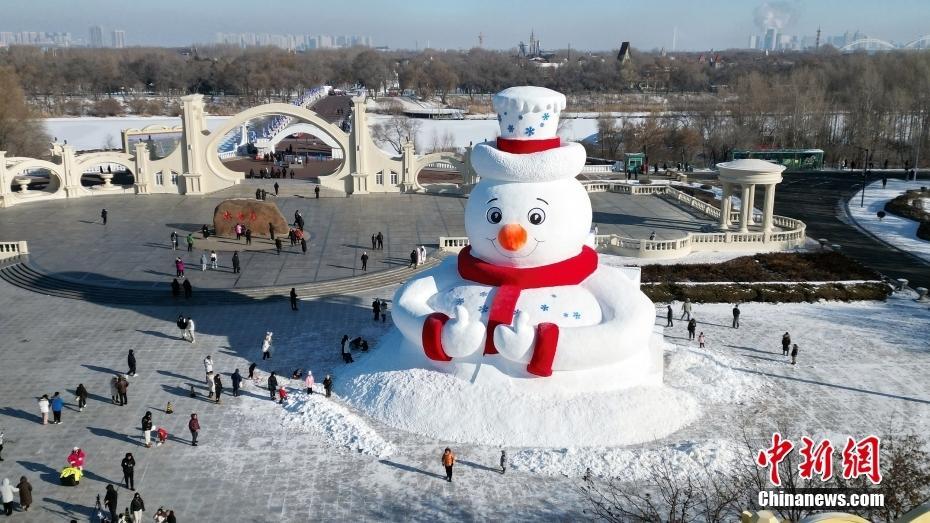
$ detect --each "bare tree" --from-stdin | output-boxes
[0,66,50,157]
[371,115,422,154]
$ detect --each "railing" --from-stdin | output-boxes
[0,241,29,260]
[437,181,807,257]
[580,164,614,173]
[218,150,238,160]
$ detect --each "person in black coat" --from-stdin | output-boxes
[267,372,278,399]
[127,350,136,376]
[247,362,256,380]
[372,299,381,321]
[76,383,88,411]
[782,332,791,356]
[666,305,673,327]
[130,492,145,519]
[791,344,799,365]
[171,279,181,298]
[232,251,241,273]
[732,304,740,328]
[231,369,242,397]
[182,279,192,299]
[323,375,333,397]
[121,453,136,490]
[213,374,223,404]
[104,484,118,522]
[290,288,299,311]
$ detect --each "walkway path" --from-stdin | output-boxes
[848,179,930,264]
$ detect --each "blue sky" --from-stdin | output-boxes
[3,0,929,50]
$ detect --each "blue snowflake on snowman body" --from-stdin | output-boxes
[507,124,515,134]
[573,312,582,320]
[497,114,502,122]
[540,304,550,312]
[542,112,551,121]
[478,305,489,314]
[479,291,488,297]
[453,297,465,306]
[524,126,535,137]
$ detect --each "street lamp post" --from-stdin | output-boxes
[859,147,869,208]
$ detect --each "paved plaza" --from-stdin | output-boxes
[0,187,712,290]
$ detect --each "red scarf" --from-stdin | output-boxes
[420,245,597,377]
[457,245,597,355]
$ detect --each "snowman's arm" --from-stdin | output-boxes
[549,267,654,371]
[392,260,459,355]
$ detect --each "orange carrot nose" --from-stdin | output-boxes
[497,224,527,251]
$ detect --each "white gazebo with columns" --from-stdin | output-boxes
[716,159,786,233]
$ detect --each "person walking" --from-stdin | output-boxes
[116,375,129,406]
[171,278,181,298]
[666,305,673,327]
[101,208,108,225]
[782,332,791,356]
[186,233,194,253]
[103,484,120,521]
[245,228,252,245]
[371,234,377,250]
[206,372,215,400]
[184,317,195,343]
[261,332,273,360]
[273,181,280,196]
[275,238,283,255]
[372,299,381,321]
[232,251,241,274]
[687,318,697,341]
[698,332,706,348]
[0,428,4,461]
[127,350,137,377]
[210,250,218,269]
[441,448,456,482]
[323,375,333,397]
[130,492,145,522]
[680,298,692,321]
[76,383,88,412]
[235,223,242,240]
[38,394,49,425]
[200,251,207,272]
[314,185,320,199]
[500,450,507,474]
[360,251,369,271]
[188,414,200,446]
[791,344,799,365]
[141,411,153,448]
[268,222,275,241]
[174,257,185,277]
[300,238,307,254]
[15,477,30,512]
[51,392,64,424]
[409,249,417,268]
[341,340,354,363]
[213,374,223,404]
[732,304,740,328]
[203,355,213,379]
[1,478,18,516]
[110,375,119,404]
[121,453,136,490]
[171,231,178,250]
[267,372,278,400]
[231,369,242,397]
[290,288,299,311]
[248,362,256,380]
[376,232,384,250]
[304,371,315,394]
[182,279,192,299]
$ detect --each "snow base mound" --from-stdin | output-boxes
[334,330,699,447]
[281,392,395,458]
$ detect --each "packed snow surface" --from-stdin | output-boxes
[281,391,395,458]
[849,179,930,263]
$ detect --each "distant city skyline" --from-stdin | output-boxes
[1,0,929,51]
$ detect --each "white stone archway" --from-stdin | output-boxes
[716,159,786,233]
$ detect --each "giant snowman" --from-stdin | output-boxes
[339,87,695,447]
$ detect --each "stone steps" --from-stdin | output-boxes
[0,255,445,306]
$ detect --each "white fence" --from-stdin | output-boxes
[0,241,28,260]
[439,181,806,258]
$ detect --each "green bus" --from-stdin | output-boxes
[731,149,824,171]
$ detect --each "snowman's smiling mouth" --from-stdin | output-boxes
[487,237,543,258]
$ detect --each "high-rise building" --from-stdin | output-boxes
[763,27,778,50]
[748,35,759,49]
[111,30,125,48]
[89,26,104,47]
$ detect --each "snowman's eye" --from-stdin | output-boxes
[528,208,546,225]
[487,207,503,224]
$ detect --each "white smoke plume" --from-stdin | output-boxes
[753,1,800,31]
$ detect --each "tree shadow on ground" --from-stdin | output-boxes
[378,459,446,480]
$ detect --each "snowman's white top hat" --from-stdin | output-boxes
[472,86,586,183]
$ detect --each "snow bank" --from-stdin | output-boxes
[848,179,930,263]
[281,392,395,458]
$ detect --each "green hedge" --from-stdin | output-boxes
[643,282,890,303]
[641,252,880,283]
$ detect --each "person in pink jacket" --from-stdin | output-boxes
[304,371,315,394]
[67,447,85,470]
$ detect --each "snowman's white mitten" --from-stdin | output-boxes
[441,306,486,358]
[493,312,535,363]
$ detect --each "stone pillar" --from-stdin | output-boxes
[133,142,151,194]
[739,184,752,232]
[401,142,416,192]
[747,184,757,224]
[719,183,732,229]
[180,94,207,180]
[762,183,776,232]
[61,145,82,197]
